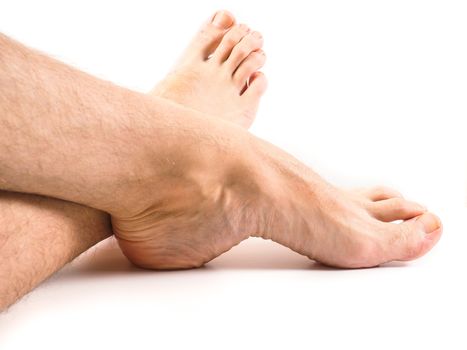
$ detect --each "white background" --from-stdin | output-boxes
[1,0,466,349]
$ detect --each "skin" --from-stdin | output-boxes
[0,11,442,311]
[0,11,265,310]
[0,192,111,311]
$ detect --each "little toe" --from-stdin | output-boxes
[386,212,442,262]
[233,50,266,90]
[226,31,264,71]
[242,71,268,99]
[212,24,250,63]
[370,198,426,222]
[182,10,235,62]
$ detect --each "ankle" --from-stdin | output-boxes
[243,137,329,242]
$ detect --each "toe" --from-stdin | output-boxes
[233,50,267,90]
[386,212,442,262]
[242,71,268,98]
[226,31,264,71]
[212,24,250,63]
[184,10,235,61]
[210,10,235,29]
[369,198,426,222]
[360,186,403,201]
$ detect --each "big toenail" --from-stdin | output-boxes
[211,11,234,29]
[417,214,441,234]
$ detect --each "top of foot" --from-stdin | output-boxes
[152,10,268,129]
[266,182,442,268]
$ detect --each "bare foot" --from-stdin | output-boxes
[152,10,267,128]
[113,12,442,270]
[114,121,442,270]
[248,146,443,268]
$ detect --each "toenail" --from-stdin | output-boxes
[417,214,441,234]
[211,11,234,29]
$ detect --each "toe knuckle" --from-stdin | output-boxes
[235,46,249,57]
[390,198,405,211]
[251,32,264,43]
[251,51,266,64]
[251,31,263,41]
[237,24,249,32]
[224,36,238,46]
[255,50,266,58]
[395,200,410,214]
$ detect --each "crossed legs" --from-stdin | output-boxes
[0,10,267,309]
[0,11,442,311]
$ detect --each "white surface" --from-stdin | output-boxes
[1,0,466,349]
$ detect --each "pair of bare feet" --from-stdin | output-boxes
[114,11,442,269]
[0,10,442,278]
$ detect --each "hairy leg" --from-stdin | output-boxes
[0,10,266,310]
[0,192,111,310]
[0,11,442,311]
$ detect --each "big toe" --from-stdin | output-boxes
[385,212,442,262]
[184,10,235,61]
